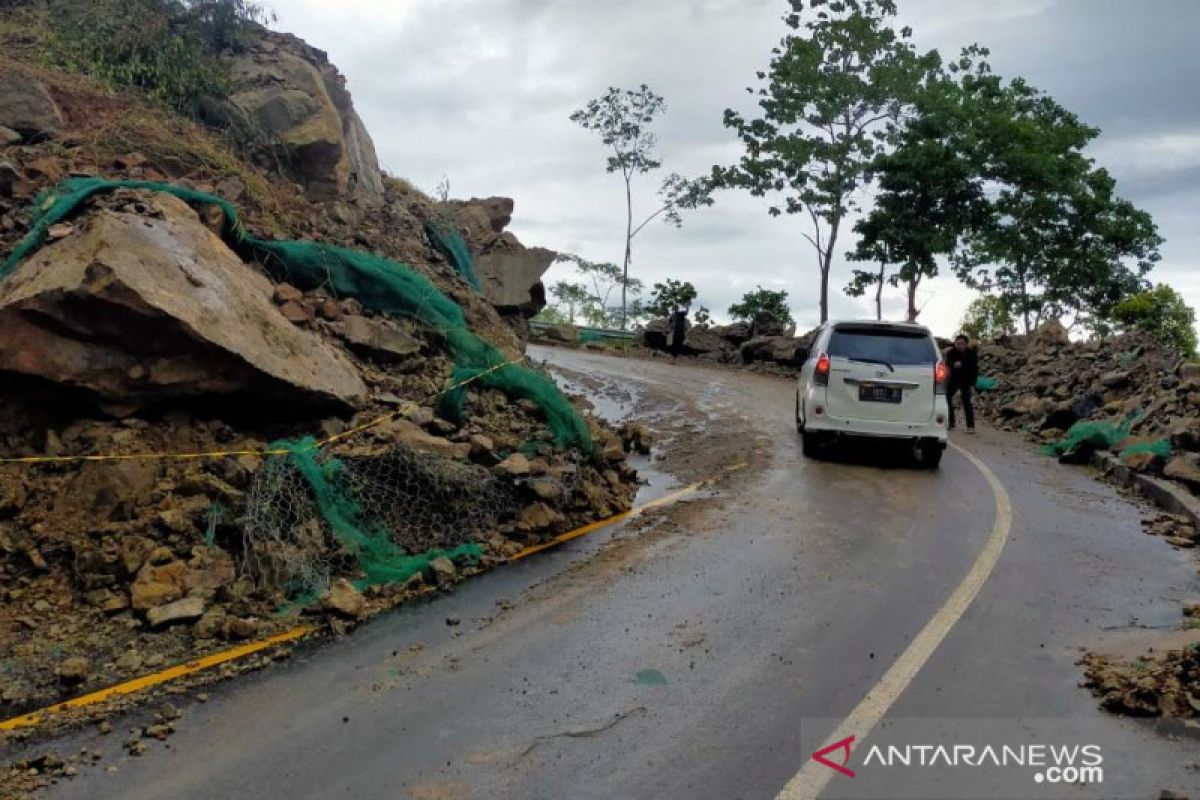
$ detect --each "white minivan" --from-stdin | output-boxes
[795,320,949,468]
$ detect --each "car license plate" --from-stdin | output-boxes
[859,384,902,403]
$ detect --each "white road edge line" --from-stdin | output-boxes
[776,441,1014,800]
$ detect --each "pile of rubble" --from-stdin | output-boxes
[1082,642,1200,722]
[0,27,639,722]
[639,312,812,369]
[975,320,1200,483]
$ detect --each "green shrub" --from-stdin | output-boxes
[1109,284,1197,357]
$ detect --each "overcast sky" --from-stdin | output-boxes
[272,0,1200,333]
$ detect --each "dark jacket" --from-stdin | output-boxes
[944,346,979,387]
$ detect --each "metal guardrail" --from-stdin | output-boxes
[529,320,636,341]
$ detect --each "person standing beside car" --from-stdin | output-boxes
[944,334,978,433]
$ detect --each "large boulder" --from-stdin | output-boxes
[440,196,556,316]
[0,191,367,414]
[0,64,64,141]
[1029,319,1070,349]
[749,311,787,338]
[474,246,557,314]
[711,321,752,345]
[740,336,805,367]
[641,318,669,350]
[683,326,726,355]
[223,31,383,204]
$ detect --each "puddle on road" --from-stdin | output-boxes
[541,362,681,506]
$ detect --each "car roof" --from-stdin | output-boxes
[826,319,934,336]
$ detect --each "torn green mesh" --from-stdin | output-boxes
[1118,439,1172,464]
[975,376,998,391]
[425,220,482,292]
[1,178,590,452]
[1043,410,1144,457]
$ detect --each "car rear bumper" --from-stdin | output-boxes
[804,413,947,444]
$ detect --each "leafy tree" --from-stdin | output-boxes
[1110,284,1197,357]
[554,254,644,319]
[532,305,569,325]
[549,281,590,324]
[847,57,989,322]
[729,286,794,325]
[720,0,937,323]
[570,86,712,328]
[647,279,698,318]
[959,295,1016,341]
[694,306,712,325]
[949,72,1162,333]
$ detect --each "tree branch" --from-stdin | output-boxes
[631,204,669,239]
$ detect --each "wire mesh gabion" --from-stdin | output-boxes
[241,443,519,598]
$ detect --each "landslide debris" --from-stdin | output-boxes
[635,310,812,371]
[0,16,637,730]
[1082,646,1200,723]
[974,321,1200,482]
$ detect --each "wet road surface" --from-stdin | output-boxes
[26,347,1200,799]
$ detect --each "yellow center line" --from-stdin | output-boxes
[776,441,1013,800]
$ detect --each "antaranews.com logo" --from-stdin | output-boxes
[812,734,1104,787]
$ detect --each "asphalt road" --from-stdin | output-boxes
[29,348,1200,799]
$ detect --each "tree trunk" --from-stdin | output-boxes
[819,225,840,325]
[621,175,633,330]
[1018,268,1031,334]
[819,263,830,324]
[875,261,885,321]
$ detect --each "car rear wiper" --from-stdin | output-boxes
[847,357,894,372]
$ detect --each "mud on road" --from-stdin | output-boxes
[6,345,1200,800]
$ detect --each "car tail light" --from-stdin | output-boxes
[934,361,948,395]
[814,353,831,386]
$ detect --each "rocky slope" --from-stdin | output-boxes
[975,320,1200,484]
[0,21,633,728]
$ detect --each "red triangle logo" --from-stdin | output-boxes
[812,735,856,778]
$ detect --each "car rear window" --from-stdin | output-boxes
[827,328,937,365]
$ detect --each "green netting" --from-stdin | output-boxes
[579,330,606,344]
[425,220,482,292]
[975,376,998,391]
[1118,439,1172,464]
[273,438,482,589]
[1043,410,1142,457]
[1,178,590,453]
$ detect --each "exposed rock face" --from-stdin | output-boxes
[0,191,367,414]
[0,64,64,141]
[224,31,384,204]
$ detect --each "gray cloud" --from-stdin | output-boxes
[273,0,1200,333]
